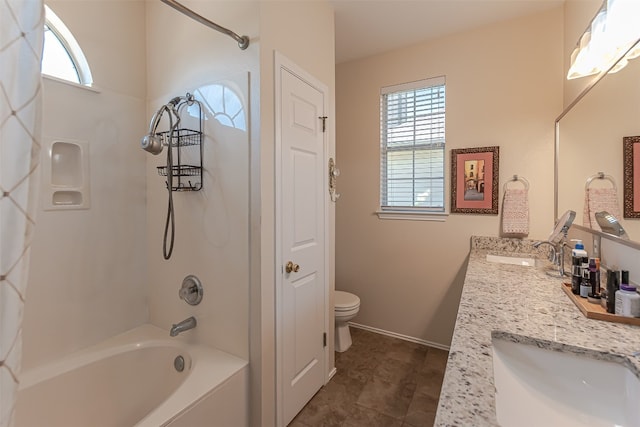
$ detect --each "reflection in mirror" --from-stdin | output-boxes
[557,38,640,244]
[566,0,640,81]
[595,211,629,239]
[548,210,576,244]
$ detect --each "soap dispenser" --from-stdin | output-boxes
[571,240,587,295]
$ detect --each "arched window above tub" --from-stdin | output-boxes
[42,5,93,86]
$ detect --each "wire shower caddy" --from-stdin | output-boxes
[156,96,204,191]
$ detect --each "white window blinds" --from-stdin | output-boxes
[380,76,445,211]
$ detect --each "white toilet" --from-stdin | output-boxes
[334,290,360,352]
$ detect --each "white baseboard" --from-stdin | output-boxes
[327,367,337,382]
[348,322,450,351]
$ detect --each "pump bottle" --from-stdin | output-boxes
[571,240,587,295]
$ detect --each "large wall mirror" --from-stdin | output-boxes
[556,34,640,248]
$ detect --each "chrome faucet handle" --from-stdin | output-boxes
[179,275,203,306]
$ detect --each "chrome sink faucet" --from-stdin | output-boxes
[170,316,197,337]
[533,240,568,277]
[533,240,557,262]
[559,241,571,276]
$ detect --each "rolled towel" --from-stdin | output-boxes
[502,188,529,236]
[583,187,622,230]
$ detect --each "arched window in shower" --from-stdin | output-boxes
[193,83,247,131]
[41,5,93,86]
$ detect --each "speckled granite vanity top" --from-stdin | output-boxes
[434,236,640,426]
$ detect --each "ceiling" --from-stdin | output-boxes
[330,0,565,63]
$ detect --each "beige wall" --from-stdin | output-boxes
[23,0,148,369]
[256,2,335,425]
[336,8,564,347]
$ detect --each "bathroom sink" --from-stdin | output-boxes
[485,254,537,267]
[492,337,640,427]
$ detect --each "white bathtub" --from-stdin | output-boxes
[15,324,248,427]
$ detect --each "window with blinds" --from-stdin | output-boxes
[380,77,445,212]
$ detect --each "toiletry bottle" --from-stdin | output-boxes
[587,258,601,303]
[595,258,601,294]
[615,271,640,317]
[600,287,608,310]
[580,256,590,298]
[606,269,620,314]
[571,240,587,295]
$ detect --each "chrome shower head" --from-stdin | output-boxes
[141,133,163,155]
[168,96,183,106]
[141,104,171,155]
[141,96,186,155]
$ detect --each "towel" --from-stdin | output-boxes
[583,187,622,230]
[502,188,529,236]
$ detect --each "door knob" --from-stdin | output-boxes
[285,261,300,273]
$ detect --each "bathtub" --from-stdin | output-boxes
[15,324,248,427]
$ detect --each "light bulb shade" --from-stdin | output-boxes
[625,40,640,60]
[567,0,640,80]
[567,34,600,80]
[609,57,628,73]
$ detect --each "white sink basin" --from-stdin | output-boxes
[486,254,536,267]
[492,337,640,427]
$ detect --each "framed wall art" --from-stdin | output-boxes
[623,136,640,218]
[451,146,499,214]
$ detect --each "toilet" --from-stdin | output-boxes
[334,290,361,352]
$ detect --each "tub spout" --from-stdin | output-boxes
[170,316,197,337]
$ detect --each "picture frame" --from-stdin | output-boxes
[451,146,499,214]
[623,136,640,218]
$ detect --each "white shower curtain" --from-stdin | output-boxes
[0,1,43,426]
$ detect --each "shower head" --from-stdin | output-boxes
[168,96,183,106]
[141,96,187,155]
[141,104,170,155]
[141,133,163,155]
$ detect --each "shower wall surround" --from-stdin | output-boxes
[145,76,251,358]
[23,0,148,369]
[145,0,259,362]
[23,1,334,426]
[23,1,257,371]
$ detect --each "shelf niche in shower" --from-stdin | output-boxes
[42,138,90,210]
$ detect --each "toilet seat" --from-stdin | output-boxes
[335,291,360,311]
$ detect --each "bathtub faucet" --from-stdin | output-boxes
[170,316,197,337]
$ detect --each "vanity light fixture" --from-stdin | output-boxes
[567,0,640,80]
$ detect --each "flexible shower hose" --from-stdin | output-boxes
[163,121,176,260]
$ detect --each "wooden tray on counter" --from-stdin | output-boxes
[562,282,640,326]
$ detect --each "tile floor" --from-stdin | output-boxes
[290,327,449,427]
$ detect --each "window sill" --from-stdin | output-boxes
[43,74,101,93]
[376,210,448,222]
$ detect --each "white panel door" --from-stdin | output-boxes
[280,66,326,426]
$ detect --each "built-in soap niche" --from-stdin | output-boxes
[42,138,90,210]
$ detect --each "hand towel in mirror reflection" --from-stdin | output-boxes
[583,188,621,230]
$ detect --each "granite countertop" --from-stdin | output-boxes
[434,236,640,426]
